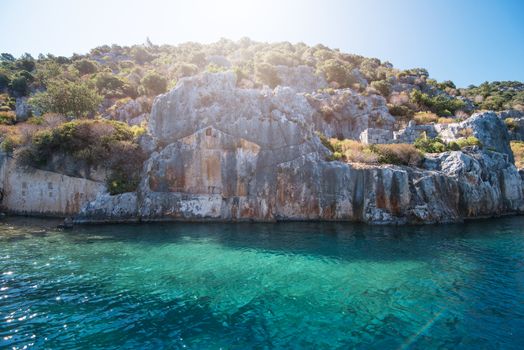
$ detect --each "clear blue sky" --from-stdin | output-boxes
[2,0,523,87]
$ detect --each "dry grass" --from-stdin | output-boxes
[437,117,455,124]
[511,141,524,169]
[413,111,439,124]
[328,138,423,166]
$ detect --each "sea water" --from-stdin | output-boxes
[1,217,524,349]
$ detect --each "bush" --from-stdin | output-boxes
[327,139,422,166]
[0,111,16,125]
[456,136,482,148]
[0,135,21,153]
[0,72,10,90]
[95,73,133,98]
[29,79,102,118]
[316,59,356,88]
[131,46,154,64]
[174,63,199,78]
[9,75,29,96]
[254,62,280,88]
[413,112,439,124]
[370,144,423,166]
[414,135,481,153]
[511,141,524,169]
[140,72,167,96]
[19,119,146,194]
[370,80,392,97]
[414,135,448,153]
[73,59,99,75]
[505,118,518,131]
[410,90,466,116]
[329,139,378,164]
[387,104,415,119]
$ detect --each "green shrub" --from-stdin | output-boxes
[29,79,102,118]
[140,72,167,96]
[0,134,22,153]
[0,72,10,90]
[9,75,29,96]
[414,135,481,153]
[370,80,391,96]
[505,118,518,131]
[19,119,146,194]
[0,111,16,125]
[254,62,280,88]
[316,59,356,88]
[410,90,465,116]
[387,104,415,119]
[131,46,154,64]
[73,59,99,75]
[370,144,423,166]
[95,73,133,98]
[456,136,482,148]
[414,135,448,153]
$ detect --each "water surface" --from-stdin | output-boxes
[1,217,524,349]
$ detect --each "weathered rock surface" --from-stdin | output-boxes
[1,73,522,224]
[274,65,327,93]
[0,154,104,216]
[307,89,395,140]
[103,96,150,125]
[437,112,514,162]
[74,73,524,224]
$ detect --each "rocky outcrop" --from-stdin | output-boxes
[15,97,31,122]
[437,112,514,162]
[1,73,521,224]
[274,65,327,93]
[103,96,150,125]
[74,73,524,224]
[307,89,395,140]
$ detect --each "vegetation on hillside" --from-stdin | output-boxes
[0,39,522,189]
[17,119,146,194]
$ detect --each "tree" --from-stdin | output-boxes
[9,73,30,96]
[73,59,99,75]
[370,80,392,97]
[316,59,356,88]
[29,80,102,118]
[140,72,167,96]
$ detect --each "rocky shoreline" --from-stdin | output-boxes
[1,72,523,225]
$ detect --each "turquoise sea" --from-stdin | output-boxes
[1,217,524,349]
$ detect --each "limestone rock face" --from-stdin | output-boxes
[103,96,150,125]
[15,97,31,122]
[307,89,395,140]
[274,65,327,93]
[72,73,524,224]
[438,112,514,162]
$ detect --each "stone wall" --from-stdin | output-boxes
[359,128,393,144]
[393,121,438,143]
[0,154,105,216]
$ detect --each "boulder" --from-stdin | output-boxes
[437,112,514,163]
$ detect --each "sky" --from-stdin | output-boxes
[1,0,523,87]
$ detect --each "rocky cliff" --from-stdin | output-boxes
[69,72,524,224]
